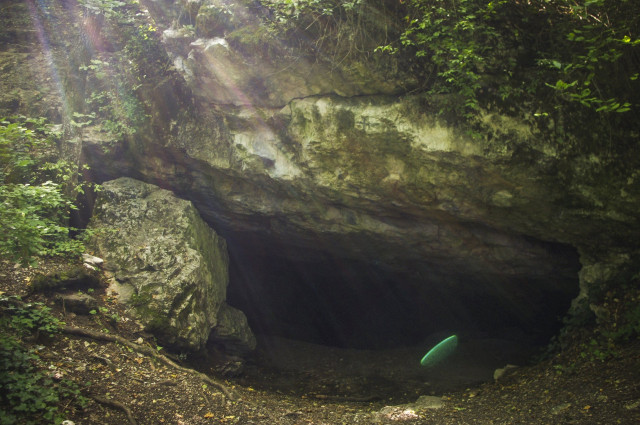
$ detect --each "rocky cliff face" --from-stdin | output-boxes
[3,0,638,348]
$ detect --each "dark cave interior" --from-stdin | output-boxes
[225,232,582,352]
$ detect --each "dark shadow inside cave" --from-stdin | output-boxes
[226,232,581,351]
[223,231,581,398]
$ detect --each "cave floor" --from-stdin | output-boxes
[2,259,639,425]
[237,334,539,403]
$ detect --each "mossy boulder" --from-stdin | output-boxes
[30,265,101,293]
[88,177,254,352]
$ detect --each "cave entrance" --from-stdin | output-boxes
[227,233,580,350]
[224,231,580,398]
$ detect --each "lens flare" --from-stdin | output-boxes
[420,334,458,367]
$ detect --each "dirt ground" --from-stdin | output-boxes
[1,259,639,425]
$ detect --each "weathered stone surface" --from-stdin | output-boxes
[0,0,81,120]
[159,1,407,108]
[572,249,640,325]
[413,395,445,409]
[56,293,98,316]
[493,364,518,381]
[210,303,257,355]
[87,177,254,351]
[82,253,104,271]
[30,266,101,293]
[376,396,445,423]
[83,95,585,342]
[147,2,639,282]
[376,406,420,421]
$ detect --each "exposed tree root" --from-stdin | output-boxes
[90,395,137,425]
[313,394,382,403]
[62,325,237,401]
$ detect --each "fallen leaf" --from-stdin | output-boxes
[204,412,214,418]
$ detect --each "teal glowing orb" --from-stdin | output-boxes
[420,335,458,367]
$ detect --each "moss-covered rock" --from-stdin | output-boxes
[88,177,254,352]
[210,303,257,355]
[30,265,101,294]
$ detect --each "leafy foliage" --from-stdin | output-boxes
[564,272,640,363]
[0,117,92,266]
[0,183,83,265]
[252,0,638,148]
[254,0,396,65]
[0,297,87,425]
[3,297,64,339]
[75,0,173,138]
[377,0,640,146]
[598,276,640,342]
[81,59,147,138]
[77,0,125,18]
[378,0,507,115]
[262,0,365,21]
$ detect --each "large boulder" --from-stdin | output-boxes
[88,177,255,352]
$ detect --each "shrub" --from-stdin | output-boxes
[0,297,87,424]
[0,116,92,266]
[377,0,640,149]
